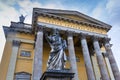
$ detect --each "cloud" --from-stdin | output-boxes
[0,2,19,26]
[17,0,64,23]
[0,2,19,62]
[106,0,120,25]
[106,0,120,70]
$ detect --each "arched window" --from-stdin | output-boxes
[14,72,31,80]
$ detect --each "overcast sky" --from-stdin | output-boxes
[0,0,120,70]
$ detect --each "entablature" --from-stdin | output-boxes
[37,15,107,35]
[3,22,33,38]
[32,8,112,34]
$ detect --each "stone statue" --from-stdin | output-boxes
[45,29,67,70]
[19,14,26,23]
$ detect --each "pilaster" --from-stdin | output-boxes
[33,26,44,80]
[6,40,20,80]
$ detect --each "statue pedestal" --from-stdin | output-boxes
[40,70,74,80]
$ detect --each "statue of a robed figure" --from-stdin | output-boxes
[45,29,67,70]
[40,29,74,80]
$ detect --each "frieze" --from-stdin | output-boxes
[37,16,107,35]
[37,22,109,40]
[33,8,111,29]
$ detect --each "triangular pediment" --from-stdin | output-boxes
[35,8,111,27]
[49,13,100,25]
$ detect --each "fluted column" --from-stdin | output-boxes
[93,37,110,80]
[80,34,95,80]
[33,27,43,80]
[104,38,120,80]
[6,40,20,80]
[67,32,79,80]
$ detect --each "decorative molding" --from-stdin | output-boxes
[91,35,100,42]
[103,38,111,44]
[14,72,31,80]
[37,16,107,35]
[79,33,88,39]
[33,8,111,30]
[3,22,33,37]
[38,13,107,29]
[36,25,44,32]
[37,22,108,39]
[66,30,74,37]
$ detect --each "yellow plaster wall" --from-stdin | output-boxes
[0,41,12,80]
[42,44,87,80]
[15,43,34,74]
[37,16,107,34]
[76,49,88,80]
[16,33,34,40]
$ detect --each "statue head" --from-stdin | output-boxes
[53,29,59,36]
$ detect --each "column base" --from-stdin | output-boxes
[40,69,74,80]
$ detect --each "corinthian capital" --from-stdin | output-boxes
[37,25,44,32]
[91,35,100,41]
[79,33,88,39]
[103,38,111,44]
[66,30,74,37]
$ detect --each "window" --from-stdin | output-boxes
[20,50,31,57]
[15,72,31,80]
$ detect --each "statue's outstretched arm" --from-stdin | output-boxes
[45,33,52,47]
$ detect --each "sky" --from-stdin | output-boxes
[0,0,120,70]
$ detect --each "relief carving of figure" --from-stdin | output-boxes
[45,29,67,70]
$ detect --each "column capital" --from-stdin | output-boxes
[79,33,88,39]
[66,30,74,37]
[37,25,44,32]
[103,38,111,44]
[91,35,100,42]
[12,40,20,46]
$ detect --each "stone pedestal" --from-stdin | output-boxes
[40,70,74,80]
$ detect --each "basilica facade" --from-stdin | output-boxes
[0,8,120,80]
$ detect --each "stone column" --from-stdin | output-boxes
[103,54,115,80]
[33,27,43,80]
[67,32,79,80]
[80,34,95,80]
[6,40,20,80]
[93,37,110,80]
[104,38,120,80]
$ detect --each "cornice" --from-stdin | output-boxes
[37,22,109,39]
[34,11,110,32]
[33,8,112,31]
[10,22,33,34]
[3,22,33,38]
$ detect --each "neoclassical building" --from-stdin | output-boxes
[0,8,120,80]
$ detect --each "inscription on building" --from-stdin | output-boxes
[37,16,107,34]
